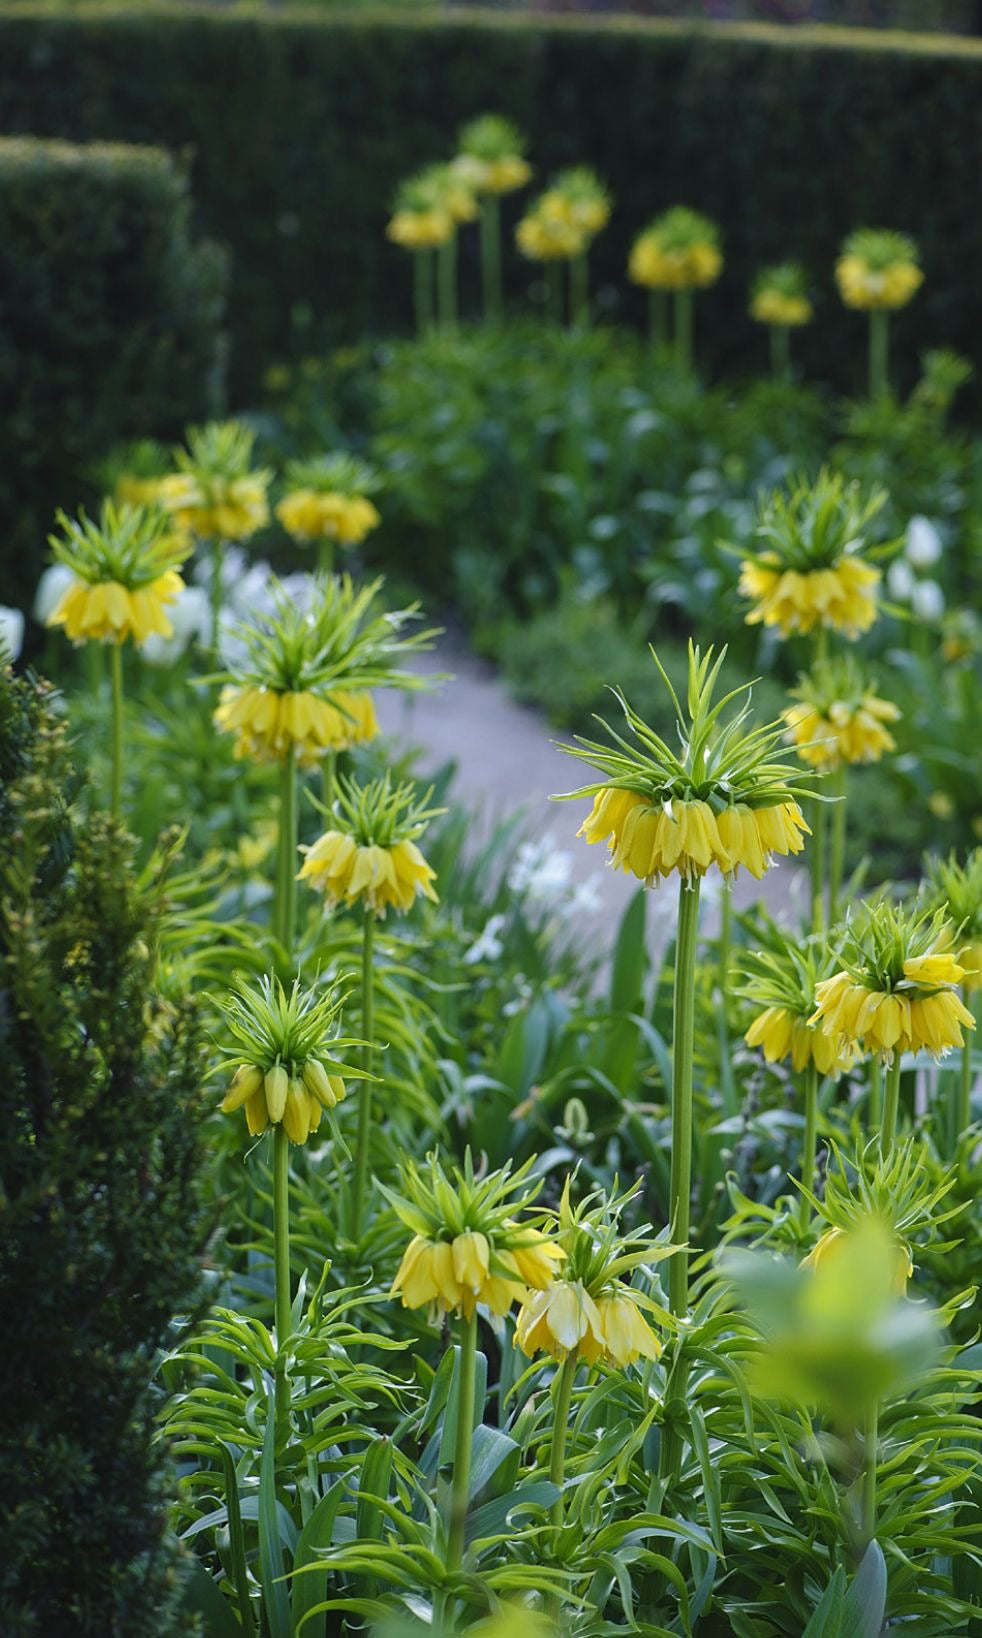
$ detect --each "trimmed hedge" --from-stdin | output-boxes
[0,134,227,614]
[1,8,982,408]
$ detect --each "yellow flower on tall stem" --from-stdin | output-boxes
[628,206,722,364]
[920,848,982,1151]
[161,420,272,653]
[749,262,812,381]
[46,500,191,817]
[387,166,472,332]
[836,227,922,398]
[276,451,382,575]
[300,773,442,1244]
[456,113,532,318]
[517,168,609,327]
[215,973,368,1414]
[810,903,975,1155]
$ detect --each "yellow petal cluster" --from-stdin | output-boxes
[515,1280,661,1367]
[298,829,438,917]
[784,693,899,771]
[161,472,269,541]
[483,154,532,194]
[802,1225,912,1296]
[579,787,808,883]
[744,1005,853,1075]
[277,489,381,547]
[220,1058,345,1145]
[48,569,184,646]
[958,939,982,995]
[835,256,923,311]
[516,212,585,262]
[214,686,378,766]
[387,208,453,249]
[540,189,609,238]
[811,955,975,1059]
[739,555,880,639]
[391,1227,561,1319]
[750,289,813,327]
[629,234,722,291]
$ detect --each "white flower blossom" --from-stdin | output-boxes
[910,578,945,621]
[33,563,75,625]
[905,515,943,569]
[0,605,25,661]
[141,584,211,666]
[887,560,915,602]
[463,912,507,967]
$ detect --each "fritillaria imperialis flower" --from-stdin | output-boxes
[784,658,900,771]
[386,1151,564,1322]
[743,932,858,1076]
[456,113,532,196]
[810,904,975,1060]
[921,849,982,995]
[46,501,190,646]
[835,228,923,312]
[750,261,813,328]
[628,206,723,291]
[162,420,272,541]
[736,469,890,640]
[298,773,441,918]
[276,452,382,548]
[802,1225,912,1297]
[216,974,367,1145]
[559,642,811,885]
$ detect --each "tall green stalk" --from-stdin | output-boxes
[549,1351,578,1528]
[273,1123,292,1417]
[275,745,298,952]
[438,235,457,328]
[668,878,702,1319]
[828,764,848,925]
[109,641,124,819]
[447,1309,479,1572]
[809,786,826,934]
[648,288,667,350]
[317,537,334,579]
[480,194,502,319]
[862,1400,878,1544]
[569,252,589,327]
[770,323,791,383]
[799,1062,819,1230]
[413,250,433,335]
[209,536,225,654]
[320,747,337,827]
[674,289,694,370]
[957,987,976,1140]
[868,1056,882,1131]
[546,260,564,326]
[869,309,889,398]
[350,908,375,1242]
[881,1053,902,1155]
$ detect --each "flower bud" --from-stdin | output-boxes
[221,1062,264,1113]
[303,1057,341,1107]
[282,1077,312,1145]
[264,1063,289,1122]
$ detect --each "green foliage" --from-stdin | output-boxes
[0,134,227,614]
[3,7,982,407]
[0,665,212,1635]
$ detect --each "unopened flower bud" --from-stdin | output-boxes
[264,1063,289,1122]
[221,1062,264,1112]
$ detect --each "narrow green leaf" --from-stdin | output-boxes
[610,887,647,1013]
[291,1482,345,1638]
[258,1393,292,1638]
[219,1442,255,1634]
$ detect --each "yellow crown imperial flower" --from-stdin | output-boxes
[802,1224,913,1296]
[46,500,191,648]
[387,164,470,251]
[921,849,982,995]
[213,572,437,766]
[557,643,811,886]
[387,207,454,250]
[515,204,586,263]
[514,1180,672,1370]
[784,657,900,772]
[275,451,382,548]
[742,932,856,1077]
[835,227,923,312]
[385,1151,563,1322]
[541,166,611,241]
[215,973,369,1146]
[457,114,532,197]
[162,420,272,541]
[298,772,441,919]
[628,206,722,291]
[810,904,975,1061]
[734,469,892,641]
[750,261,813,328]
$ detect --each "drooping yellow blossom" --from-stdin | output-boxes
[742,931,856,1077]
[215,684,378,767]
[278,490,380,547]
[163,421,271,541]
[628,207,722,291]
[46,500,190,648]
[784,660,900,771]
[579,788,808,885]
[745,1005,852,1076]
[387,206,453,250]
[750,262,813,328]
[835,228,923,311]
[921,850,982,995]
[740,556,881,640]
[802,1225,912,1296]
[540,167,611,239]
[298,772,441,919]
[457,114,532,196]
[216,974,365,1147]
[516,208,585,263]
[811,909,975,1061]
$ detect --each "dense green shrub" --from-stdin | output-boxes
[1,8,981,403]
[0,665,211,1636]
[0,135,227,615]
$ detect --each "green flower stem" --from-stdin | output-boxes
[546,260,564,325]
[828,764,848,925]
[447,1309,479,1572]
[669,876,702,1319]
[674,288,694,371]
[649,288,667,350]
[413,250,433,335]
[958,986,976,1139]
[808,785,826,935]
[569,252,589,328]
[273,1122,292,1417]
[109,641,124,819]
[799,1062,819,1229]
[350,907,375,1242]
[549,1350,578,1528]
[320,747,337,826]
[881,1052,902,1155]
[769,323,791,382]
[317,537,334,579]
[480,194,502,320]
[438,235,457,329]
[275,744,298,953]
[862,1400,878,1544]
[869,309,889,399]
[868,1055,882,1131]
[210,536,225,654]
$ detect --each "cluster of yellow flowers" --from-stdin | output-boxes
[801,1224,913,1297]
[388,115,531,255]
[629,207,722,292]
[392,1228,561,1319]
[214,685,379,767]
[812,950,974,1059]
[515,1280,661,1367]
[298,773,441,919]
[516,167,610,264]
[749,261,813,329]
[277,490,380,548]
[46,501,190,648]
[835,228,923,312]
[745,1004,853,1076]
[579,788,809,884]
[739,556,881,640]
[221,1056,346,1143]
[784,661,901,771]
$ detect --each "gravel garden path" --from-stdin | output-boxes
[377,635,807,960]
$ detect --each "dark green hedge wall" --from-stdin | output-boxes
[0,133,227,613]
[1,8,981,406]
